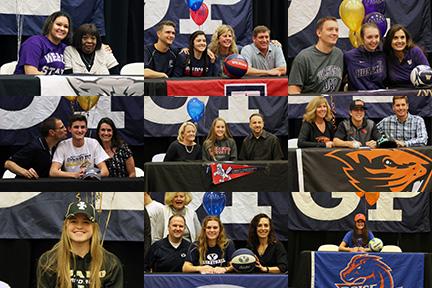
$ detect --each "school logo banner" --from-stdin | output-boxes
[208,163,260,184]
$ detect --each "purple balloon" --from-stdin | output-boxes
[362,0,385,15]
[363,12,387,37]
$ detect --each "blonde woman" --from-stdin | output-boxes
[164,122,202,161]
[37,201,123,288]
[203,117,237,161]
[208,25,239,76]
[183,216,235,274]
[298,96,335,148]
[154,192,201,243]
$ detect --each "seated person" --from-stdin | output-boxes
[241,25,286,76]
[298,96,335,148]
[247,213,288,273]
[239,113,283,160]
[145,215,191,272]
[333,99,380,148]
[183,216,235,274]
[144,20,177,78]
[49,114,109,178]
[377,96,428,147]
[164,122,202,161]
[203,117,237,161]
[172,30,219,77]
[339,213,374,252]
[208,24,239,76]
[4,117,67,178]
[64,23,119,74]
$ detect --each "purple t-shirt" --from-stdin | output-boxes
[387,46,430,88]
[344,46,386,90]
[14,35,67,75]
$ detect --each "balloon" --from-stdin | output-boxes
[202,192,226,216]
[362,0,385,15]
[339,0,365,32]
[190,3,208,26]
[187,97,205,122]
[349,29,362,48]
[64,96,77,102]
[363,12,387,37]
[77,96,100,112]
[186,0,204,11]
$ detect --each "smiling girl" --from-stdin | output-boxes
[203,117,237,161]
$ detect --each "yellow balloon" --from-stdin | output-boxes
[64,96,77,102]
[77,96,100,112]
[339,0,365,32]
[349,29,362,48]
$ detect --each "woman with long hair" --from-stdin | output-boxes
[164,122,202,161]
[298,96,335,148]
[37,201,123,287]
[339,213,375,252]
[173,30,219,77]
[208,24,239,76]
[384,24,430,88]
[203,117,237,161]
[247,214,287,273]
[344,22,386,90]
[95,117,136,177]
[183,216,235,274]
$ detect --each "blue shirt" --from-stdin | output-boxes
[342,230,375,248]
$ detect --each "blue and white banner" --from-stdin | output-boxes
[144,0,253,50]
[0,0,105,35]
[288,94,432,119]
[0,192,143,241]
[288,0,432,58]
[288,192,430,233]
[312,251,424,288]
[144,96,288,137]
[0,96,144,146]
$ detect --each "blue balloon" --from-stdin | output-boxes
[203,192,226,216]
[187,0,204,11]
[187,97,205,122]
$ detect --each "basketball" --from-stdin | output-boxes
[231,248,256,273]
[223,54,248,78]
[369,238,383,252]
[410,65,432,87]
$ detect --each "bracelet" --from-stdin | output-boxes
[266,266,269,273]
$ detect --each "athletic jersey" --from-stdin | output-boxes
[64,46,118,74]
[172,51,219,77]
[144,44,177,77]
[186,240,235,267]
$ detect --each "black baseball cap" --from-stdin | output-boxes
[65,201,96,222]
[350,99,367,111]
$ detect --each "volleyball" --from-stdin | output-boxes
[231,248,256,273]
[410,65,432,87]
[223,54,248,78]
[369,238,383,252]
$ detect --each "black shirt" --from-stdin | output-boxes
[144,44,177,76]
[298,120,335,148]
[239,130,284,160]
[164,140,202,161]
[144,237,190,272]
[249,241,288,273]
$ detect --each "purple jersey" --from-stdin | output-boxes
[14,35,67,75]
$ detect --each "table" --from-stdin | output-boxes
[144,273,288,288]
[288,147,432,192]
[145,76,288,96]
[293,251,430,288]
[144,161,288,192]
[0,177,144,191]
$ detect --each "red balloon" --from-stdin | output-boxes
[190,3,208,26]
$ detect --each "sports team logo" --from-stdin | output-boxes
[208,163,261,184]
[325,149,432,195]
[335,254,394,288]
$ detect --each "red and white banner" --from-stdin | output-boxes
[209,163,262,184]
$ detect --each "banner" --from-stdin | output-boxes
[209,163,260,184]
[288,0,432,58]
[0,96,144,146]
[144,0,252,50]
[0,0,105,35]
[144,96,288,137]
[287,192,430,232]
[312,252,424,288]
[0,192,143,241]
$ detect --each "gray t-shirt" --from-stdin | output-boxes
[289,45,343,93]
[241,43,286,70]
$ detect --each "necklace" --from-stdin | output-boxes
[80,52,95,71]
[185,144,194,154]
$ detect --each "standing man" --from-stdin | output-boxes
[333,99,381,148]
[50,114,109,178]
[144,20,177,78]
[239,113,284,160]
[144,215,190,272]
[144,192,164,244]
[241,25,287,76]
[377,96,428,147]
[288,17,343,94]
[4,117,67,178]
